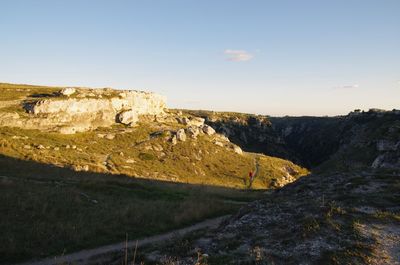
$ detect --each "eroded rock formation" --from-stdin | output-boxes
[1,87,166,134]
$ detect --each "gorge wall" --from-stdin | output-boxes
[187,109,400,171]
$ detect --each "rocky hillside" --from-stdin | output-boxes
[186,109,400,171]
[0,83,308,189]
[135,169,400,265]
[0,83,310,264]
[1,83,398,265]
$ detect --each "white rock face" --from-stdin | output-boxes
[202,125,216,135]
[22,89,166,134]
[117,110,139,125]
[176,129,186,142]
[60,87,76,96]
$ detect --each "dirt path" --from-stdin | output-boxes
[15,215,231,265]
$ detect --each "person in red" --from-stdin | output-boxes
[249,171,253,184]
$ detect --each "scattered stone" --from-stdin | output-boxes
[72,145,77,149]
[59,87,76,96]
[177,116,205,127]
[202,125,216,135]
[186,126,200,138]
[97,134,105,138]
[153,144,164,152]
[177,117,191,125]
[171,135,178,145]
[117,110,139,125]
[176,129,186,142]
[36,144,45,150]
[189,117,205,126]
[214,141,224,147]
[54,147,60,151]
[23,145,31,150]
[105,134,115,140]
[232,145,243,155]
[126,159,136,164]
[144,145,153,151]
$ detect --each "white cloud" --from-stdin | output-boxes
[334,84,359,89]
[224,49,253,62]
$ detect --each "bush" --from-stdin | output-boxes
[139,152,156,161]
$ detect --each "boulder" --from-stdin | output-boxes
[177,117,191,125]
[202,125,216,135]
[189,117,205,127]
[176,129,186,142]
[232,145,243,155]
[171,135,178,145]
[60,87,76,96]
[213,141,224,147]
[186,126,200,138]
[117,110,139,125]
[177,116,205,126]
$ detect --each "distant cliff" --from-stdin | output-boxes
[185,109,400,171]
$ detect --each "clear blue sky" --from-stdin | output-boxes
[1,0,399,116]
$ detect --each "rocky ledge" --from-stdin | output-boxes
[1,87,166,134]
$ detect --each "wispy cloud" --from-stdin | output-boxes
[224,49,253,62]
[334,84,360,89]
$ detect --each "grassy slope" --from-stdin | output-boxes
[0,83,308,263]
[0,155,258,264]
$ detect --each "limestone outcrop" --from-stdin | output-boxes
[2,87,167,134]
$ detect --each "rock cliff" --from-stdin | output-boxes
[0,85,166,134]
[186,109,400,171]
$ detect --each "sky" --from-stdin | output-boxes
[1,0,399,116]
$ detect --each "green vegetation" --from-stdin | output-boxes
[0,124,307,189]
[0,83,310,264]
[0,155,264,264]
[0,83,59,101]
